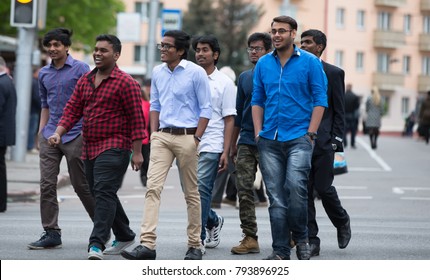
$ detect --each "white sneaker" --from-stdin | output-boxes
[88,246,103,260]
[103,240,135,255]
[205,215,224,248]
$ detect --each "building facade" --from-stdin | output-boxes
[111,0,429,132]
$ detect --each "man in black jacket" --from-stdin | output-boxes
[0,56,17,213]
[300,29,351,257]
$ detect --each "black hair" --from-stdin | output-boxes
[42,28,73,47]
[301,29,327,54]
[95,34,122,54]
[163,30,191,60]
[271,15,298,30]
[192,34,221,65]
[248,32,272,50]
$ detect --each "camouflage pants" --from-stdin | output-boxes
[236,144,259,238]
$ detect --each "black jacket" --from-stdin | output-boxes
[0,73,17,147]
[314,61,345,154]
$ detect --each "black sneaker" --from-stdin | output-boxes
[121,245,156,260]
[28,230,62,249]
[184,247,202,260]
[263,252,290,260]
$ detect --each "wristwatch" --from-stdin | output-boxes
[306,132,318,141]
[194,135,202,142]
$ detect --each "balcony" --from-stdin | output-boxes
[419,34,430,52]
[418,75,430,92]
[421,0,430,12]
[375,0,406,7]
[373,30,405,49]
[372,72,404,91]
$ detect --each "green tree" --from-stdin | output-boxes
[0,0,125,51]
[182,0,265,74]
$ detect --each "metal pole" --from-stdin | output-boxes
[146,0,159,79]
[11,27,36,162]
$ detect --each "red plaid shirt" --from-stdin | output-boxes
[59,65,146,160]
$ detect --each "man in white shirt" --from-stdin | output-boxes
[192,34,236,254]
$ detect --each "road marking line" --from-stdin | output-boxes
[337,186,368,190]
[401,197,430,200]
[356,137,392,171]
[348,167,382,172]
[392,187,430,194]
[339,196,373,200]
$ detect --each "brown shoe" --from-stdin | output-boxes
[231,236,260,254]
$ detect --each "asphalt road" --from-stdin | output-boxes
[1,135,430,261]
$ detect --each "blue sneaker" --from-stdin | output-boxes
[88,246,103,260]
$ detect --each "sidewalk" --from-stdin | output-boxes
[6,151,70,202]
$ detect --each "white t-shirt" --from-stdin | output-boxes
[198,68,237,153]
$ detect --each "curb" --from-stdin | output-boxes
[7,172,71,201]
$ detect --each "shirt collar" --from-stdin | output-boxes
[208,67,219,80]
[87,64,120,81]
[271,44,301,58]
[49,54,74,68]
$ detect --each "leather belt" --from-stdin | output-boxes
[158,127,197,135]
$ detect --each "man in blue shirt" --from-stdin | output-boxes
[251,16,328,260]
[230,32,272,255]
[122,30,212,261]
[28,28,95,250]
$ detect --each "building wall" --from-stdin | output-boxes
[85,0,428,132]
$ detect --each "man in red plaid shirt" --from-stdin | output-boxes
[48,34,146,260]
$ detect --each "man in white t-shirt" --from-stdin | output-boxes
[192,35,237,254]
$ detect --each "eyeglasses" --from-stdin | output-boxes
[157,43,176,51]
[247,47,265,53]
[270,29,293,35]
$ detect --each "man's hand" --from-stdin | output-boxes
[48,133,61,147]
[131,152,143,171]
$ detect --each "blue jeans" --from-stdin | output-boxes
[257,136,313,257]
[197,152,220,242]
[84,148,135,250]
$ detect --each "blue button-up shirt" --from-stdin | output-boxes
[39,54,90,143]
[251,46,328,142]
[150,59,212,128]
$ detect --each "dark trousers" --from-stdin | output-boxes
[0,147,7,212]
[368,127,380,149]
[140,143,150,186]
[307,150,349,245]
[211,157,236,203]
[84,148,135,250]
[344,117,358,147]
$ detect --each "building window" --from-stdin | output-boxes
[401,97,410,117]
[403,55,411,75]
[423,56,430,76]
[404,14,412,34]
[356,51,364,71]
[335,50,344,68]
[377,53,390,73]
[336,8,345,28]
[424,16,430,34]
[357,10,365,30]
[377,11,391,30]
[134,45,147,63]
[135,1,164,21]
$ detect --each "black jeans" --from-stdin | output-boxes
[84,148,135,250]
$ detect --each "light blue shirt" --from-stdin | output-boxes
[251,45,328,142]
[150,59,212,128]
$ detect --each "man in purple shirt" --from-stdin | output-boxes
[28,28,95,250]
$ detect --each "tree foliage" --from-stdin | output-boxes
[182,0,265,74]
[0,0,125,51]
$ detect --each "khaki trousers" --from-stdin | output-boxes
[139,131,201,249]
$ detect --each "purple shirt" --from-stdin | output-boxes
[39,54,90,143]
